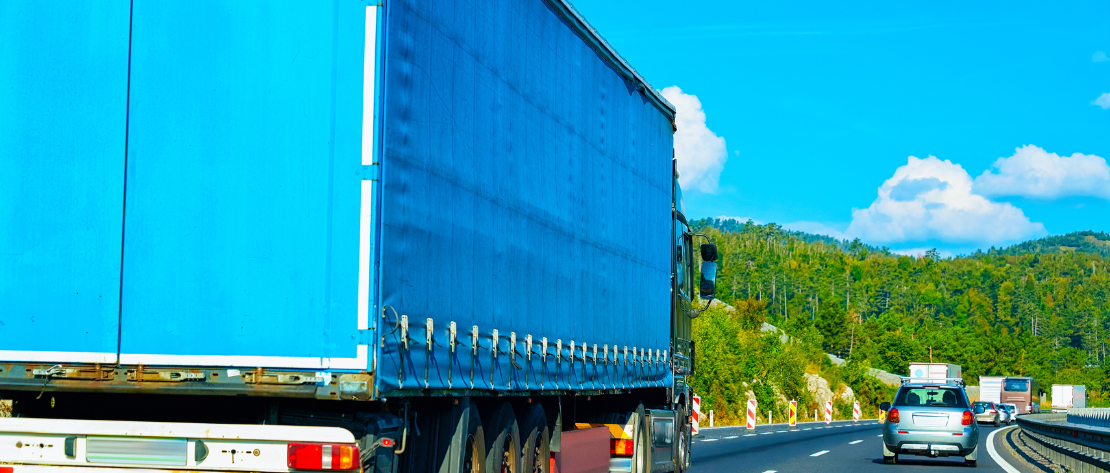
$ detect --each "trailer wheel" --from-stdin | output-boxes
[631,405,651,473]
[675,406,690,473]
[520,404,550,473]
[463,405,487,473]
[484,403,521,473]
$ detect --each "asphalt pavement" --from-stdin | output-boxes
[690,420,1022,473]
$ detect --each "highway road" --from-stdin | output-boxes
[690,421,1021,472]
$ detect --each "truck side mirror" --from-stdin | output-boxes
[880,402,891,411]
[700,243,717,262]
[699,261,716,300]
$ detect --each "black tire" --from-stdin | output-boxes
[965,459,977,468]
[994,417,1000,428]
[675,405,691,473]
[484,403,521,473]
[631,405,651,473]
[464,406,487,473]
[520,404,550,473]
[883,453,898,464]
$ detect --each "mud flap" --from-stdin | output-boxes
[882,441,895,457]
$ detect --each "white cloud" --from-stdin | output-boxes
[1095,93,1110,109]
[1095,51,1108,62]
[846,156,1045,245]
[661,86,727,193]
[781,221,848,240]
[973,145,1110,200]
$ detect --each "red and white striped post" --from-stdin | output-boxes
[824,400,833,424]
[692,395,701,435]
[746,399,757,430]
[852,401,861,422]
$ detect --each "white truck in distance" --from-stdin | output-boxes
[908,363,963,382]
[1052,385,1087,410]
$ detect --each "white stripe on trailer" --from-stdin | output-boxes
[358,4,380,331]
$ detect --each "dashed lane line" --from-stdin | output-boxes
[701,438,719,442]
[811,450,830,457]
[849,440,863,445]
[760,432,774,435]
[744,434,757,437]
[762,471,777,473]
[724,435,739,439]
[777,430,788,433]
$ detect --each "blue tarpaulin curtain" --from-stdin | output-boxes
[377,0,675,393]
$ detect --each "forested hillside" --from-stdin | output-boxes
[690,218,1110,410]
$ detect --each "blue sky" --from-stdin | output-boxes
[572,0,1110,255]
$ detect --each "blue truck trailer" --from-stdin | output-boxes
[0,1,717,472]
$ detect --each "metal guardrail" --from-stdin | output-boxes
[1016,411,1110,472]
[1069,408,1110,428]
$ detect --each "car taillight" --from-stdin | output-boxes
[288,443,360,470]
[962,410,973,425]
[610,439,634,456]
[888,408,900,424]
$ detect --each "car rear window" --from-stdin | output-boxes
[1004,379,1029,392]
[895,387,968,408]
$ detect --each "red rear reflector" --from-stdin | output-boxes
[288,443,360,470]
[380,438,394,448]
[610,439,634,456]
[953,433,963,436]
[897,431,909,434]
[0,467,12,473]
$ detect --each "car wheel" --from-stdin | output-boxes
[994,417,1000,428]
[883,453,898,464]
[965,459,977,468]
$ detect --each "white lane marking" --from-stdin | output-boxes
[744,434,757,437]
[760,432,774,435]
[986,426,1022,473]
[811,450,829,457]
[802,428,812,431]
[762,471,777,473]
[724,435,739,439]
[777,430,788,433]
[701,438,719,442]
[877,434,883,437]
[849,440,863,445]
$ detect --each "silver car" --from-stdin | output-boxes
[881,380,980,467]
[998,403,1014,424]
[1002,403,1018,424]
[972,401,1002,426]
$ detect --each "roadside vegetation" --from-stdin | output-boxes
[689,218,1110,423]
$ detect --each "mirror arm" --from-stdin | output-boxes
[689,297,713,318]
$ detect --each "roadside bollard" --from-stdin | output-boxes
[709,409,714,427]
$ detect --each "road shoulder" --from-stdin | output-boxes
[991,425,1064,473]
